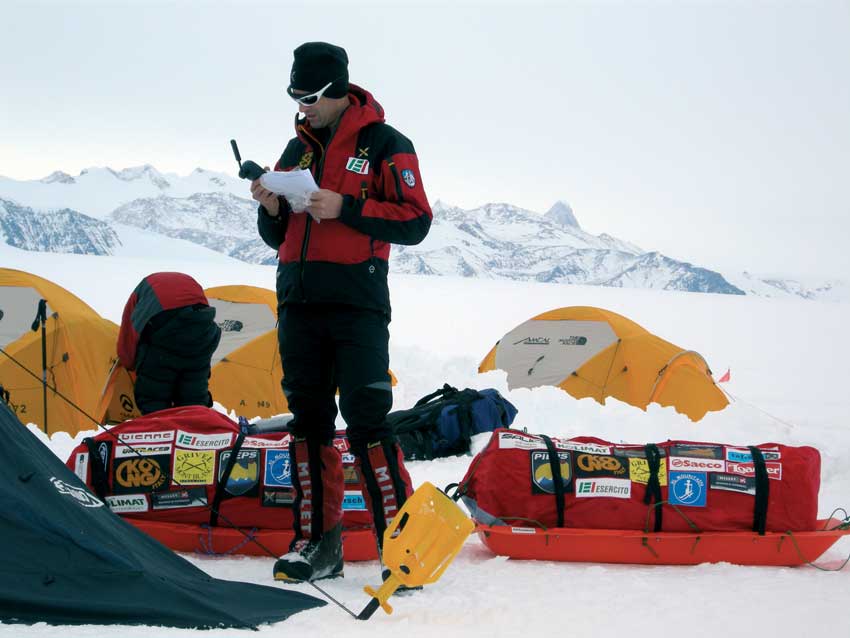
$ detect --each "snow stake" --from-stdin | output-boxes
[357,481,474,620]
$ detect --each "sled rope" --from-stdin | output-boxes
[785,531,850,572]
[641,501,701,559]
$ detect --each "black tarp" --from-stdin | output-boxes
[0,401,324,628]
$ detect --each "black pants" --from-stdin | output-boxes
[134,305,221,414]
[278,303,393,448]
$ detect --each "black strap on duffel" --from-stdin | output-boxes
[749,445,770,535]
[643,443,664,532]
[209,432,245,527]
[541,434,566,528]
[83,437,110,499]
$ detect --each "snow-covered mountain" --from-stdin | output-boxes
[0,198,120,255]
[0,166,842,300]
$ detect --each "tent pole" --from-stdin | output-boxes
[31,299,48,435]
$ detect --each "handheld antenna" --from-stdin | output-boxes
[230,139,242,170]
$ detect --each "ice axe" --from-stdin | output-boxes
[357,481,474,620]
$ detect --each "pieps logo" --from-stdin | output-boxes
[530,451,572,494]
[220,449,259,496]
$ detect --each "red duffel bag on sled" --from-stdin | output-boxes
[458,429,819,533]
[65,406,377,559]
[456,429,849,566]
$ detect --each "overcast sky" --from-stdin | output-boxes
[1,1,848,279]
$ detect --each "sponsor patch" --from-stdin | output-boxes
[726,461,783,481]
[264,449,292,487]
[219,449,259,496]
[613,446,667,459]
[105,494,149,513]
[343,490,367,511]
[669,444,724,460]
[262,488,295,507]
[341,452,356,464]
[669,472,707,507]
[343,464,361,485]
[629,458,669,486]
[709,472,756,495]
[176,430,232,450]
[726,448,781,463]
[117,430,175,444]
[574,453,628,478]
[530,450,572,494]
[558,336,588,345]
[50,477,103,508]
[345,157,369,175]
[575,478,631,499]
[74,452,89,482]
[401,168,416,187]
[173,449,216,486]
[562,441,612,455]
[151,487,208,510]
[113,455,169,494]
[95,440,112,471]
[333,437,350,453]
[115,443,172,458]
[668,456,726,473]
[498,431,547,450]
[242,435,291,449]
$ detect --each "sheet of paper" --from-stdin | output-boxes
[260,169,319,213]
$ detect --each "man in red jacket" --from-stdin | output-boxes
[251,42,432,582]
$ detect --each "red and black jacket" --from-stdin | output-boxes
[257,84,432,316]
[117,272,210,370]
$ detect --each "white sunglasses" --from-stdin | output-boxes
[287,81,334,106]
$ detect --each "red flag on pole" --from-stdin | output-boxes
[717,368,731,383]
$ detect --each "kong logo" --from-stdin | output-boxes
[173,450,215,486]
[345,157,369,175]
[575,454,627,477]
[50,477,103,508]
[530,451,572,494]
[219,449,259,496]
[669,472,707,507]
[264,450,291,487]
[114,456,168,493]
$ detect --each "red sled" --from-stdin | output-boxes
[476,519,850,567]
[126,519,379,560]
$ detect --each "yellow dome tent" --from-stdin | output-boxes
[478,306,728,421]
[0,268,117,436]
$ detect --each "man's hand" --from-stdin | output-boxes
[307,189,343,221]
[250,167,279,216]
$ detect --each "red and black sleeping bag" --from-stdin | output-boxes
[65,406,372,532]
[458,429,820,533]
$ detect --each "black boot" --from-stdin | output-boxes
[273,523,343,583]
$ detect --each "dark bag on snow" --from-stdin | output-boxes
[388,384,518,461]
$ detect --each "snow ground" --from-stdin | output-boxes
[1,247,848,637]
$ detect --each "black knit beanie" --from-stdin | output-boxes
[289,42,349,98]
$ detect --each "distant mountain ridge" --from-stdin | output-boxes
[0,165,842,300]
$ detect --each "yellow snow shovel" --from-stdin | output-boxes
[357,481,474,620]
